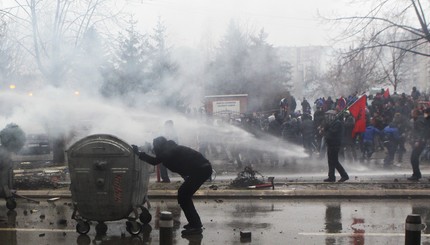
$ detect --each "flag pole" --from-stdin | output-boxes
[332,93,367,121]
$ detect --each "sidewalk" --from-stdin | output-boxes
[14,172,430,199]
[12,150,430,199]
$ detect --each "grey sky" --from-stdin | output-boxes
[1,0,356,47]
[123,0,355,47]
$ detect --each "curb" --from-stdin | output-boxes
[15,189,430,199]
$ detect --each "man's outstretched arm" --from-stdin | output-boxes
[131,144,160,165]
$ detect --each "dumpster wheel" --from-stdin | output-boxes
[126,221,142,235]
[77,235,91,245]
[95,222,108,234]
[76,221,90,234]
[6,198,16,210]
[139,207,152,224]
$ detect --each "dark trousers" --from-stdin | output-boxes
[327,145,348,180]
[178,165,212,228]
[397,137,406,162]
[362,141,374,159]
[384,140,398,165]
[303,137,314,157]
[340,142,357,162]
[410,142,425,178]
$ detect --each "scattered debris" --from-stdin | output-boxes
[248,177,275,189]
[57,219,67,225]
[240,231,251,238]
[214,199,223,203]
[13,192,40,204]
[230,166,265,188]
[30,209,39,214]
[240,230,252,242]
[13,167,68,190]
[47,197,60,202]
[39,233,45,237]
[209,185,218,190]
[39,214,45,219]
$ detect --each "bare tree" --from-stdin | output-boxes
[1,0,123,86]
[0,16,27,86]
[0,18,12,81]
[330,0,430,57]
[317,46,383,97]
[376,29,410,92]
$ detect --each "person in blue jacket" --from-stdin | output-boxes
[382,123,400,166]
[361,120,382,161]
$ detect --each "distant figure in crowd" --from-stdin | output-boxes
[132,137,212,235]
[267,114,282,166]
[382,123,400,166]
[313,105,326,157]
[158,120,179,183]
[300,113,315,157]
[301,97,311,115]
[411,86,421,101]
[392,112,409,163]
[408,108,430,181]
[323,110,349,182]
[361,120,382,161]
[279,97,289,120]
[289,96,297,116]
[341,111,357,162]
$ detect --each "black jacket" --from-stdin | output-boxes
[324,119,344,147]
[138,140,211,176]
[301,117,314,141]
[411,115,430,143]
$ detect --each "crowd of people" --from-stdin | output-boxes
[195,87,430,181]
[131,86,430,235]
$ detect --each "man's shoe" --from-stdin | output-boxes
[183,223,202,229]
[323,178,335,182]
[183,223,194,229]
[338,176,349,183]
[181,227,203,236]
[407,176,420,181]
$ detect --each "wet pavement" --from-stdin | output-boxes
[5,153,430,244]
[1,198,430,244]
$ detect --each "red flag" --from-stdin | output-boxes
[349,95,367,138]
[383,88,390,98]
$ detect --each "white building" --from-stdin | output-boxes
[277,45,332,100]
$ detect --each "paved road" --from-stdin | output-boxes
[5,155,430,245]
[1,198,430,245]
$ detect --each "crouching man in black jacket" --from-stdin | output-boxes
[132,136,212,236]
